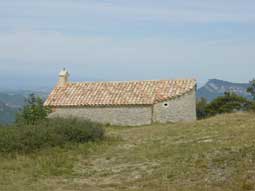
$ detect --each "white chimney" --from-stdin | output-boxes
[58,68,69,86]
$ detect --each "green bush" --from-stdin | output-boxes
[0,118,104,154]
[251,102,255,111]
[205,92,254,117]
[196,97,208,119]
[247,79,255,100]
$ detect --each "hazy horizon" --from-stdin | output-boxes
[0,0,254,90]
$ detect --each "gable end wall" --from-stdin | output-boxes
[153,89,196,123]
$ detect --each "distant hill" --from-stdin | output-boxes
[197,79,252,101]
[0,90,49,124]
[0,100,18,124]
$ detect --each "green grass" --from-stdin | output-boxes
[1,112,255,191]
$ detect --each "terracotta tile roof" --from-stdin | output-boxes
[44,79,196,107]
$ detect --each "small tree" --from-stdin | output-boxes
[17,94,51,125]
[205,92,253,117]
[196,97,208,119]
[247,79,255,101]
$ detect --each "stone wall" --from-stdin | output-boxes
[49,105,152,126]
[153,89,196,123]
[49,89,196,126]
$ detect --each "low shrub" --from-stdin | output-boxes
[0,118,104,154]
[250,101,255,111]
[196,97,208,119]
[205,92,255,117]
[196,93,255,119]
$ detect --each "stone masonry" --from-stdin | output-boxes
[49,105,152,126]
[49,88,196,126]
[45,69,197,126]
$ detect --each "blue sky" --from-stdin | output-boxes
[0,0,255,89]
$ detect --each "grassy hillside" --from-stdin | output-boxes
[1,113,255,191]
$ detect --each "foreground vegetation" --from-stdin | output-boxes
[0,118,104,154]
[0,112,255,190]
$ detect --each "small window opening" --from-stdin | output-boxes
[164,103,168,107]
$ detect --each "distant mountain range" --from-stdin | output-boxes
[0,79,253,124]
[0,100,19,124]
[197,79,252,101]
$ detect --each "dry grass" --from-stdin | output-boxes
[1,112,255,191]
